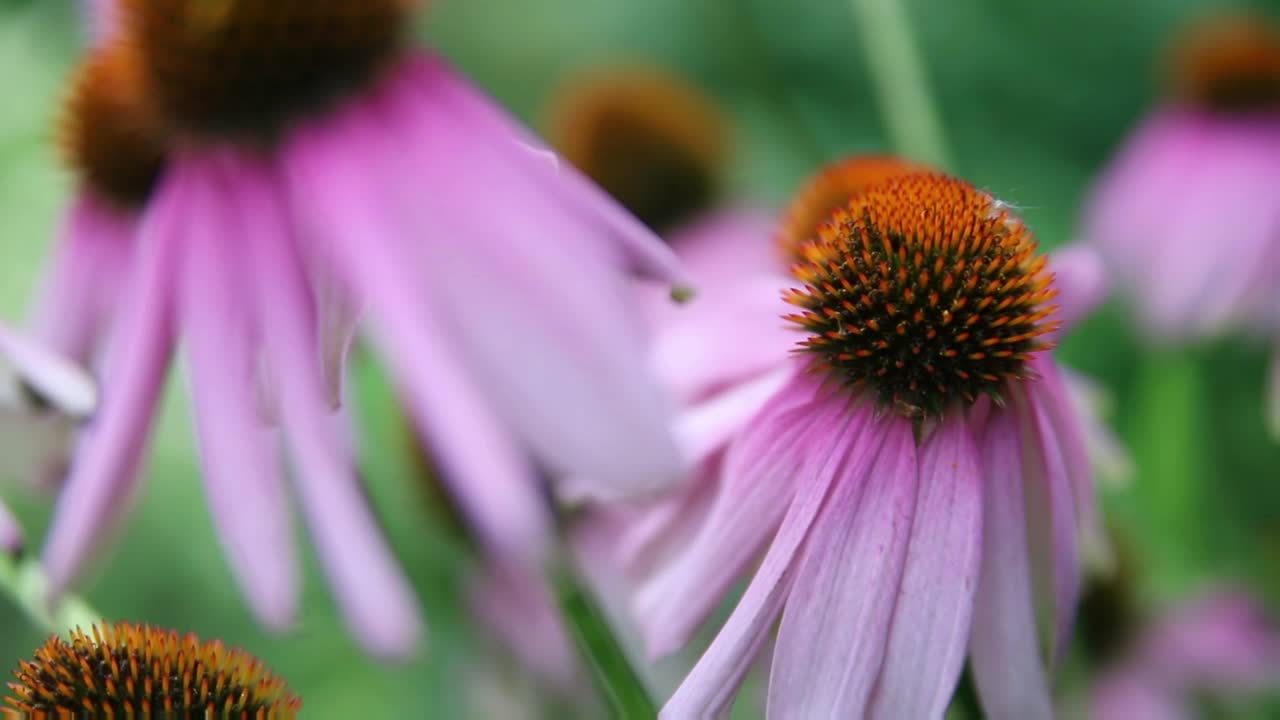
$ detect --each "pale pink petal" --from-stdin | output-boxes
[468,560,578,691]
[0,498,21,555]
[969,410,1054,720]
[30,192,133,363]
[673,364,794,470]
[226,151,422,658]
[767,413,917,718]
[663,208,786,291]
[40,165,182,599]
[179,162,296,630]
[1091,670,1186,720]
[660,396,880,720]
[870,413,982,719]
[408,54,688,287]
[1141,590,1280,692]
[614,464,720,579]
[635,368,819,657]
[1060,368,1134,488]
[295,222,364,410]
[0,323,97,419]
[376,72,682,497]
[1012,380,1081,664]
[1048,244,1108,333]
[280,103,552,563]
[81,0,118,45]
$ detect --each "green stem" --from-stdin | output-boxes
[0,552,102,637]
[849,0,952,170]
[551,557,656,719]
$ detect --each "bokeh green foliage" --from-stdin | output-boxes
[1,0,1278,717]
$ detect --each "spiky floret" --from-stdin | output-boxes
[60,39,166,209]
[1165,12,1280,113]
[122,0,418,138]
[784,173,1058,419]
[544,66,727,234]
[4,622,301,718]
[776,155,926,262]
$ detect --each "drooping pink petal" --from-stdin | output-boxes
[1011,381,1081,665]
[635,368,821,658]
[225,150,422,658]
[406,54,689,287]
[468,560,579,692]
[1047,244,1108,333]
[0,322,97,419]
[660,397,880,720]
[280,99,552,564]
[969,410,1054,720]
[40,164,182,599]
[613,463,720,579]
[369,67,683,498]
[869,412,982,719]
[1060,368,1134,488]
[766,413,917,718]
[673,364,794,470]
[294,219,364,410]
[178,163,296,630]
[30,192,132,363]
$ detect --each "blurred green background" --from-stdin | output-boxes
[1,0,1278,717]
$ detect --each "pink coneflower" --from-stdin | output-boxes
[1091,590,1280,720]
[35,0,685,657]
[0,322,97,554]
[1082,12,1280,434]
[617,160,1103,718]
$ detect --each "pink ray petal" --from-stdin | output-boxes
[0,498,21,555]
[30,193,133,364]
[0,322,97,419]
[660,397,879,720]
[1011,382,1081,665]
[673,364,794,470]
[179,166,297,630]
[1047,244,1108,333]
[766,413,917,718]
[226,151,423,658]
[373,73,682,498]
[614,463,720,579]
[280,102,552,563]
[869,413,982,719]
[635,369,821,658]
[969,410,1054,720]
[40,164,183,599]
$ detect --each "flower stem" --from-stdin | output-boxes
[550,556,656,719]
[0,551,102,637]
[850,0,952,170]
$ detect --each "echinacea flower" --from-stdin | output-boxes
[35,0,686,657]
[1082,12,1280,435]
[1090,590,1280,720]
[620,159,1103,718]
[0,322,97,553]
[4,621,301,717]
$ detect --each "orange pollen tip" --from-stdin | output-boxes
[60,39,166,209]
[776,154,929,262]
[784,172,1057,418]
[3,622,302,717]
[544,66,727,234]
[123,0,420,138]
[1165,12,1280,113]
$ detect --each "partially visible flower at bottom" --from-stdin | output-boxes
[617,168,1104,718]
[3,622,301,718]
[0,322,98,553]
[1091,590,1280,720]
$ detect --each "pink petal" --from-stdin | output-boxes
[40,164,182,599]
[673,364,794,470]
[1047,244,1108,333]
[30,192,133,363]
[468,560,578,691]
[1011,380,1081,664]
[614,463,720,579]
[635,368,818,658]
[178,163,297,630]
[969,410,1054,720]
[0,498,21,555]
[370,67,683,498]
[280,101,552,563]
[407,54,689,287]
[869,413,982,719]
[0,322,97,419]
[1140,589,1280,691]
[661,396,879,720]
[1060,368,1134,488]
[766,413,917,718]
[225,151,423,658]
[1091,670,1185,720]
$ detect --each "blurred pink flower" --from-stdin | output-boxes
[1082,13,1280,434]
[0,322,97,553]
[35,4,685,657]
[1092,590,1280,720]
[609,162,1106,718]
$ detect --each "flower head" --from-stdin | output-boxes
[35,0,685,657]
[4,622,300,717]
